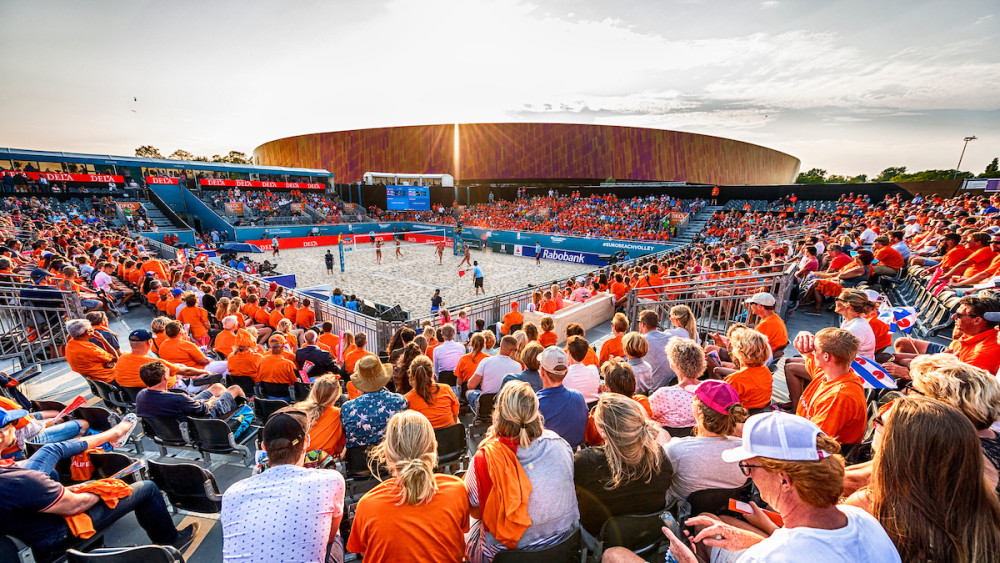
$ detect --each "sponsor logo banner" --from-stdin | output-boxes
[116,202,142,211]
[199,178,324,190]
[225,202,244,215]
[145,176,179,185]
[2,171,124,183]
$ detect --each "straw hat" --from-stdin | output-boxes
[351,355,392,393]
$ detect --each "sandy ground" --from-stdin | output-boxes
[267,241,595,316]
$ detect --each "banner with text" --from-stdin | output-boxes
[224,202,245,215]
[2,171,124,183]
[199,178,324,190]
[145,176,180,185]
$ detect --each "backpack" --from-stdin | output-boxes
[225,404,255,442]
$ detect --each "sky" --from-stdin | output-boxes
[0,0,997,178]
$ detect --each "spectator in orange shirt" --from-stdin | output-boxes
[275,319,300,357]
[163,288,184,318]
[268,299,286,329]
[158,320,211,369]
[499,301,523,336]
[294,374,345,458]
[295,297,316,329]
[871,235,905,277]
[259,335,299,387]
[227,332,265,382]
[319,321,340,354]
[213,316,252,358]
[538,316,558,346]
[176,293,212,347]
[283,296,299,324]
[565,323,599,367]
[405,356,460,428]
[344,332,375,374]
[139,256,169,280]
[793,327,867,445]
[599,313,628,366]
[539,291,557,314]
[114,329,210,390]
[609,273,629,308]
[941,232,994,284]
[891,295,1000,376]
[722,329,773,411]
[64,319,118,382]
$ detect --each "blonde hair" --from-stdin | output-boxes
[276,318,293,333]
[612,312,629,333]
[594,394,663,489]
[731,328,770,368]
[911,353,1000,430]
[623,331,648,359]
[370,411,438,506]
[488,381,543,448]
[540,316,555,332]
[511,330,528,362]
[669,305,698,341]
[813,327,859,367]
[665,338,706,380]
[216,297,231,322]
[294,374,341,426]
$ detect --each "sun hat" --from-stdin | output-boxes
[722,412,829,463]
[351,355,392,393]
[695,380,740,415]
[744,292,776,307]
[235,332,256,348]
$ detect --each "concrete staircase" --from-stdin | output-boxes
[138,198,188,231]
[671,205,720,244]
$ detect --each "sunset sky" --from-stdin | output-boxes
[1,0,997,177]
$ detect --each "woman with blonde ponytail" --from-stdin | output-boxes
[574,394,674,535]
[465,381,578,563]
[346,411,470,562]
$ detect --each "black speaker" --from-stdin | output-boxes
[360,300,379,317]
[380,305,406,322]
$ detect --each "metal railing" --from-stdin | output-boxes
[624,262,798,339]
[0,283,83,365]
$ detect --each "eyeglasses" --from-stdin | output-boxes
[738,461,763,477]
[902,385,925,397]
[835,297,849,303]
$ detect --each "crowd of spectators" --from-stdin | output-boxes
[5,189,1000,562]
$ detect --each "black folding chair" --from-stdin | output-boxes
[258,381,293,401]
[595,511,669,560]
[293,381,313,401]
[89,452,141,484]
[147,459,223,514]
[140,416,197,457]
[226,374,258,398]
[253,398,290,425]
[434,423,469,473]
[493,528,582,563]
[186,417,255,466]
[68,545,185,563]
[687,480,755,518]
[74,405,120,432]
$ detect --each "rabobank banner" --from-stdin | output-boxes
[516,244,604,266]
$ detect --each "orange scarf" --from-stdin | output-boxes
[64,479,134,538]
[475,438,532,549]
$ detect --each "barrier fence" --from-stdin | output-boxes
[0,283,82,366]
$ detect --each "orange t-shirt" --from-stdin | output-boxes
[585,394,653,446]
[65,339,115,382]
[867,316,891,353]
[176,306,210,338]
[319,332,340,353]
[139,259,168,280]
[455,352,488,383]
[114,354,179,389]
[253,308,271,326]
[283,305,299,323]
[346,475,470,563]
[308,406,344,457]
[539,331,558,347]
[344,348,374,374]
[874,247,904,270]
[635,274,664,299]
[539,300,557,314]
[158,336,207,368]
[724,365,773,409]
[258,354,298,385]
[961,246,996,278]
[945,328,1000,374]
[268,309,284,329]
[214,329,251,358]
[346,381,361,400]
[583,347,599,368]
[610,282,628,302]
[755,314,789,354]
[405,384,460,428]
[500,311,523,335]
[598,335,625,366]
[940,245,971,269]
[164,298,182,317]
[295,307,316,329]
[228,350,264,382]
[152,332,168,355]
[797,360,867,445]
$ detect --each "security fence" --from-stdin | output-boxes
[0,283,83,366]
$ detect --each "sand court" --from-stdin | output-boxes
[267,241,596,317]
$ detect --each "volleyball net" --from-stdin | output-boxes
[341,227,451,254]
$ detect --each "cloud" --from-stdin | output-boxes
[975,14,994,24]
[760,1,780,8]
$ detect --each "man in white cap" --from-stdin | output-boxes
[710,292,788,364]
[604,412,901,563]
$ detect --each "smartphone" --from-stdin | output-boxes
[660,512,691,548]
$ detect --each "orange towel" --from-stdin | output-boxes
[478,439,532,549]
[64,479,134,538]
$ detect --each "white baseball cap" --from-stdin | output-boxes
[538,346,568,375]
[722,412,829,463]
[744,292,776,307]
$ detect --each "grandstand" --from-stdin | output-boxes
[6,166,1000,562]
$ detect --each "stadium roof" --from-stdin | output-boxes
[0,147,333,177]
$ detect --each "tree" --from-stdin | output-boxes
[873,166,906,182]
[826,174,849,184]
[168,149,195,161]
[211,151,252,164]
[847,174,867,183]
[891,169,974,182]
[982,157,999,178]
[134,145,164,159]
[795,168,827,184]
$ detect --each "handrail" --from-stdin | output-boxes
[144,187,192,230]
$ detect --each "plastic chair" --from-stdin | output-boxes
[31,399,68,413]
[120,386,146,403]
[74,405,120,433]
[147,459,223,514]
[434,423,468,472]
[258,381,293,400]
[67,545,185,563]
[493,528,582,563]
[140,417,196,456]
[86,378,133,414]
[185,417,255,466]
[474,393,497,425]
[226,374,258,398]
[253,398,290,425]
[687,480,754,518]
[596,511,669,559]
[437,370,457,386]
[663,426,694,438]
[293,381,313,401]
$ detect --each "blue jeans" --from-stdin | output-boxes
[467,389,482,413]
[22,438,89,481]
[32,420,86,444]
[33,480,178,558]
[195,389,237,418]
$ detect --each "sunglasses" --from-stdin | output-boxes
[952,312,980,320]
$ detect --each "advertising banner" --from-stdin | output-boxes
[247,233,350,251]
[145,176,180,185]
[669,212,690,226]
[515,244,605,266]
[199,178,324,190]
[2,171,124,183]
[116,202,142,211]
[290,203,305,213]
[225,202,245,215]
[263,274,298,289]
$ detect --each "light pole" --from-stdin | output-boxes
[954,136,977,179]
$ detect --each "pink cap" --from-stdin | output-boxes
[695,380,740,415]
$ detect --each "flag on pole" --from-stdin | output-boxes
[852,357,896,389]
[458,270,466,278]
[877,306,917,334]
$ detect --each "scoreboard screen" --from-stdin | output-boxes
[386,185,430,210]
